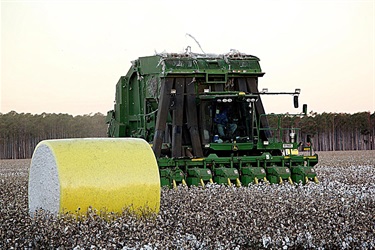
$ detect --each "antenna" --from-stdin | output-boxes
[185,33,206,54]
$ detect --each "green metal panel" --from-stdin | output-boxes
[186,168,213,186]
[138,56,163,74]
[240,167,267,186]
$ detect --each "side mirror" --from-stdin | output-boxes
[307,134,311,143]
[303,104,307,115]
[293,95,299,108]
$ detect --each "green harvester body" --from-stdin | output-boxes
[106,52,318,187]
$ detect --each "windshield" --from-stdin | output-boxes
[199,98,257,144]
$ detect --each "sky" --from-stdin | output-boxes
[1,0,374,116]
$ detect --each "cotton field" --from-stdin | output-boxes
[1,151,374,249]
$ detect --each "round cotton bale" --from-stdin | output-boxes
[28,138,160,216]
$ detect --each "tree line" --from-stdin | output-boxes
[0,111,107,159]
[298,111,374,151]
[0,111,374,159]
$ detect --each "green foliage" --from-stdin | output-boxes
[260,111,374,151]
[0,112,107,159]
[301,111,374,151]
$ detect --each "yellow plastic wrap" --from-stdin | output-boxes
[28,138,160,216]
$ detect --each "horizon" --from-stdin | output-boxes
[1,109,374,117]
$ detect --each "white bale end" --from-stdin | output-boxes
[28,143,60,215]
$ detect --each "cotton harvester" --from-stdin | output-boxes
[28,50,318,216]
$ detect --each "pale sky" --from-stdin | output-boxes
[1,0,374,115]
